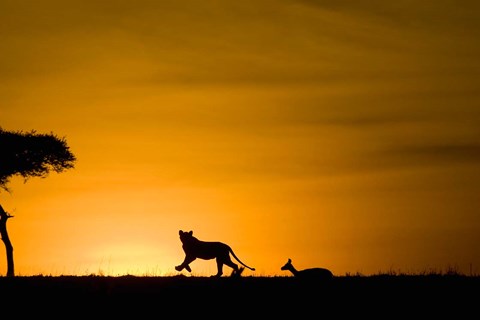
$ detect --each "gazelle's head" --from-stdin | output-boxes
[281,258,293,271]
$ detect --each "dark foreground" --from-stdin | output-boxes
[0,275,477,316]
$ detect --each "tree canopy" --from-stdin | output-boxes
[0,127,76,192]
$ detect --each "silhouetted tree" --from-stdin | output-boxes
[0,127,76,276]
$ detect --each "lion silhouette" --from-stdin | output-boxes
[175,230,255,277]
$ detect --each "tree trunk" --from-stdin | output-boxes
[0,204,14,277]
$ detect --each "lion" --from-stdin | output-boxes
[175,230,255,277]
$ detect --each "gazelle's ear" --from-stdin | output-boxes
[288,258,292,263]
[188,230,193,235]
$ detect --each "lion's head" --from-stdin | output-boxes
[179,230,194,244]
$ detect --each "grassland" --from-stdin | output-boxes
[0,273,477,317]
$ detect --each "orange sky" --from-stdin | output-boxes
[1,0,479,277]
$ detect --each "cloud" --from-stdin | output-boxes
[387,143,480,166]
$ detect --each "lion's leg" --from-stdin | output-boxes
[223,255,238,271]
[175,256,196,272]
[225,260,239,275]
[213,259,224,277]
[175,264,192,272]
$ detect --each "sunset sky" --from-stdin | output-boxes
[1,0,479,277]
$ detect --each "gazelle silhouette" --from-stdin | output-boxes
[281,258,333,279]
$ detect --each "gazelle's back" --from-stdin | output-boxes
[298,267,333,278]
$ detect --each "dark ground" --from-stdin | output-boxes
[0,274,477,317]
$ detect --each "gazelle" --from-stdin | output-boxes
[281,258,333,279]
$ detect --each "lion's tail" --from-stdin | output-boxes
[229,247,255,271]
